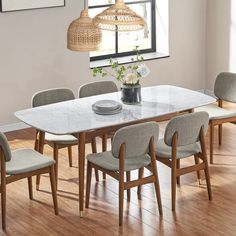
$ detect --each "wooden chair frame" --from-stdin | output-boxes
[156,127,212,211]
[85,136,163,226]
[0,147,58,231]
[34,129,98,189]
[100,133,114,180]
[209,99,236,164]
[94,119,193,183]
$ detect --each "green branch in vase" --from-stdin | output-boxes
[92,46,150,86]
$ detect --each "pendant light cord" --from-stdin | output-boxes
[84,0,88,10]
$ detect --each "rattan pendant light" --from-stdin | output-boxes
[93,0,145,32]
[67,0,102,51]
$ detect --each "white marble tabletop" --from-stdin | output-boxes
[15,85,216,135]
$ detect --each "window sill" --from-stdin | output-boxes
[90,52,170,69]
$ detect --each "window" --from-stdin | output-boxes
[89,0,169,63]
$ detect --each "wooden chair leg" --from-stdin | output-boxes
[126,171,131,201]
[28,177,33,200]
[217,99,223,147]
[210,121,214,164]
[203,156,212,200]
[194,154,201,185]
[91,138,99,182]
[102,172,106,180]
[153,172,163,215]
[171,133,178,211]
[118,143,125,226]
[53,144,59,190]
[218,124,222,146]
[176,159,180,185]
[102,135,107,180]
[119,174,124,226]
[200,127,213,201]
[94,170,99,182]
[36,174,40,191]
[34,136,39,151]
[153,165,163,215]
[36,177,40,191]
[91,138,97,154]
[68,146,73,167]
[137,167,144,200]
[36,131,45,190]
[85,162,92,208]
[1,165,6,230]
[49,166,59,215]
[149,138,162,215]
[171,159,177,211]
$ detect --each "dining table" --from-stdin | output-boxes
[15,85,216,217]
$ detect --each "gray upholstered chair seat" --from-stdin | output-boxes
[195,104,236,120]
[6,149,55,175]
[45,133,78,145]
[156,139,201,159]
[87,151,151,171]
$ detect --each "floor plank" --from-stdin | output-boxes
[1,120,236,235]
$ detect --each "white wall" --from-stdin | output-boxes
[206,0,231,90]
[0,0,207,126]
[206,0,236,90]
[146,0,206,89]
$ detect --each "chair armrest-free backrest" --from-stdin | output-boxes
[78,81,118,98]
[112,122,159,159]
[214,72,236,103]
[164,112,209,146]
[0,132,11,162]
[32,88,75,107]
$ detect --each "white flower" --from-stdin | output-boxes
[136,63,150,78]
[124,73,138,85]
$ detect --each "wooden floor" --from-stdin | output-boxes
[1,121,236,236]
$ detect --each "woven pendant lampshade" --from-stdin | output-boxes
[93,0,145,32]
[67,1,102,51]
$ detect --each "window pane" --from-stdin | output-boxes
[89,0,149,7]
[90,31,116,57]
[89,0,114,7]
[89,0,156,60]
[89,7,116,57]
[118,3,152,53]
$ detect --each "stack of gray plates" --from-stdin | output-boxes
[92,100,122,115]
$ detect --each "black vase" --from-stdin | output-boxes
[121,84,142,105]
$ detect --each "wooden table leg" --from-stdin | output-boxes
[36,131,45,190]
[34,129,39,151]
[102,134,107,180]
[79,132,86,217]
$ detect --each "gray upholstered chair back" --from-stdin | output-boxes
[112,122,159,159]
[0,132,12,162]
[214,72,236,103]
[78,81,118,98]
[164,112,209,146]
[32,88,75,107]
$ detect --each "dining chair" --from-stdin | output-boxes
[32,88,77,189]
[79,81,118,181]
[0,132,58,230]
[195,72,236,163]
[32,88,99,188]
[32,88,78,189]
[85,122,163,226]
[155,112,212,211]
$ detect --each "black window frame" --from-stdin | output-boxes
[89,0,156,62]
